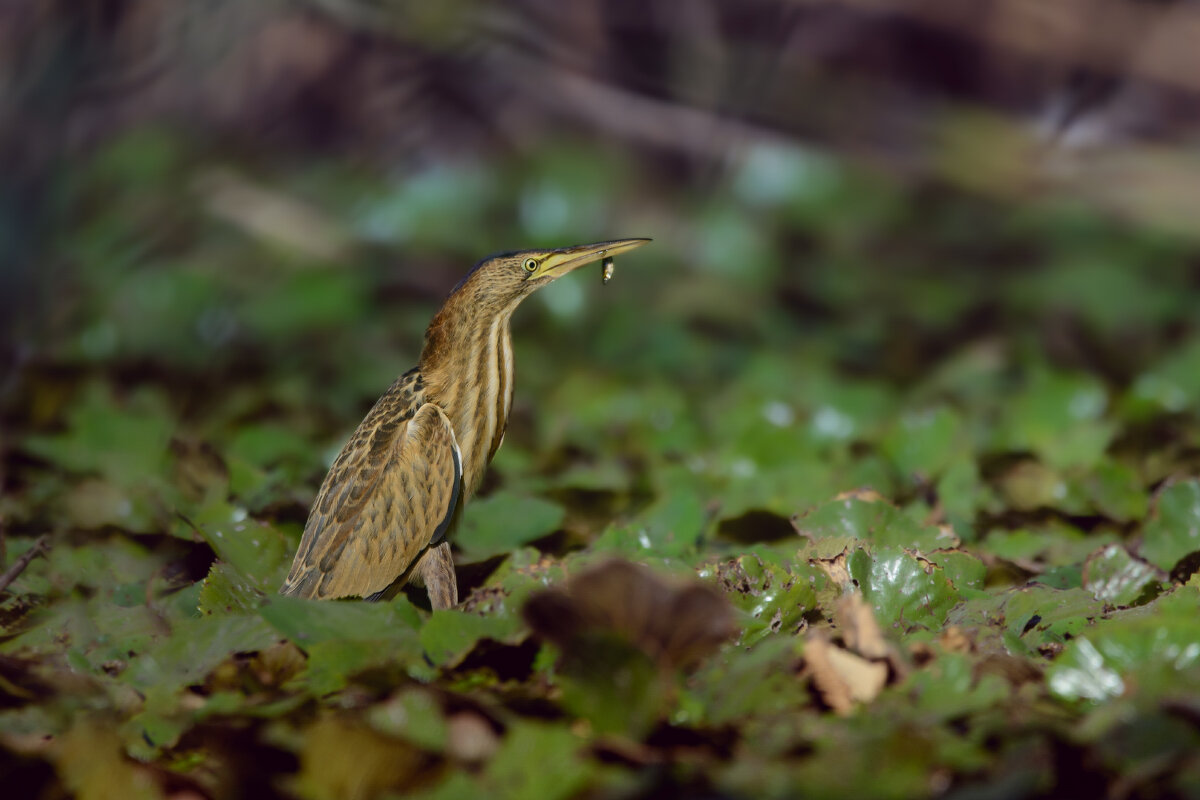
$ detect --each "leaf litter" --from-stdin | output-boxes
[5,134,1200,799]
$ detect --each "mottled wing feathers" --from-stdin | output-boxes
[280,401,463,600]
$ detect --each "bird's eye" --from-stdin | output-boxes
[523,258,537,273]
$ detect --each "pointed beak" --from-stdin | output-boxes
[527,238,651,281]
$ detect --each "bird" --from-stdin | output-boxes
[280,239,650,608]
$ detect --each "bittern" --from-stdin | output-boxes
[280,239,650,608]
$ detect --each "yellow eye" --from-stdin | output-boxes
[523,258,537,273]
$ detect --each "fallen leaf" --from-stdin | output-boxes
[835,591,888,659]
[805,634,887,715]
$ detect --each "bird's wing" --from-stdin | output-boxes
[280,402,462,599]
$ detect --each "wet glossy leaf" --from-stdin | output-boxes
[1083,545,1161,606]
[182,502,290,590]
[847,546,960,629]
[712,554,824,645]
[198,561,264,615]
[795,495,955,553]
[1048,586,1200,702]
[1001,585,1107,650]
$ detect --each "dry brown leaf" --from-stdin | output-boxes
[805,634,888,715]
[835,592,889,660]
[833,488,888,504]
[811,549,852,589]
[939,626,973,654]
[523,559,736,670]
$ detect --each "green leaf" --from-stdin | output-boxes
[928,550,987,593]
[366,689,448,751]
[795,496,957,553]
[555,636,665,737]
[904,652,1011,721]
[937,457,986,540]
[1078,458,1149,522]
[482,721,593,800]
[303,638,423,694]
[198,561,265,615]
[881,405,965,479]
[1083,545,1161,606]
[182,502,289,589]
[21,383,175,487]
[994,369,1115,470]
[712,554,823,646]
[1140,479,1200,570]
[848,546,961,629]
[1047,586,1200,702]
[1126,336,1200,418]
[986,521,1116,568]
[689,636,805,726]
[594,483,709,558]
[258,595,421,647]
[1001,585,1107,650]
[405,772,481,800]
[419,609,524,667]
[121,614,279,693]
[455,492,565,561]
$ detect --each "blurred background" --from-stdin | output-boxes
[5,0,1200,571]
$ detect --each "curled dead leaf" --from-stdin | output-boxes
[835,592,889,660]
[805,633,888,715]
[522,559,737,670]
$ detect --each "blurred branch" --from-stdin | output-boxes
[194,168,353,262]
[791,0,1200,93]
[0,535,50,596]
[506,52,791,159]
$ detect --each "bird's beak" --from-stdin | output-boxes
[527,238,651,281]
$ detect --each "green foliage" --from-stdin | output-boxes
[454,493,565,561]
[8,127,1200,798]
[1140,479,1200,570]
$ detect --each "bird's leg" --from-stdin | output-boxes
[416,542,458,609]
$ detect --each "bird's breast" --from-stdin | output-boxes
[434,316,514,496]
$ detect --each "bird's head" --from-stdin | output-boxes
[467,238,651,301]
[421,238,651,372]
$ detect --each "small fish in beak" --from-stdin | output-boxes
[601,256,615,285]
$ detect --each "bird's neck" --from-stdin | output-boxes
[418,288,518,494]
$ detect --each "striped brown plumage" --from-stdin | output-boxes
[280,239,649,607]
